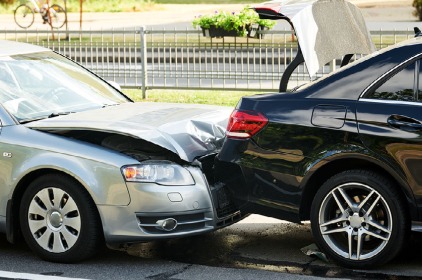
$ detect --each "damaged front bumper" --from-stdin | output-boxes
[99,165,241,245]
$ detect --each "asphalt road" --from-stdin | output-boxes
[0,215,422,280]
[0,216,325,280]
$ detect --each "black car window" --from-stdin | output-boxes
[366,62,416,102]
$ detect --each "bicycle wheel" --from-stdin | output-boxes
[14,4,35,29]
[48,4,66,29]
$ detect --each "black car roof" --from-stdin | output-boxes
[300,37,422,100]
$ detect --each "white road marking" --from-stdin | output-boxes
[0,270,89,280]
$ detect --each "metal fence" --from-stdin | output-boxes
[0,27,416,95]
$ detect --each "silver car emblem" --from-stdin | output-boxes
[2,152,12,158]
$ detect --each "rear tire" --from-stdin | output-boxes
[48,4,66,29]
[310,170,408,268]
[20,174,103,263]
[14,4,34,29]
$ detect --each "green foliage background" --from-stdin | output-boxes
[1,0,258,13]
[0,0,155,13]
[413,0,422,20]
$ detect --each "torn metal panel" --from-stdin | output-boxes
[26,102,231,163]
[254,0,375,78]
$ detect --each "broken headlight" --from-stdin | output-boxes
[122,161,195,185]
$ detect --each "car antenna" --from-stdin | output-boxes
[414,27,422,37]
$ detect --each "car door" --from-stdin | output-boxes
[357,58,422,194]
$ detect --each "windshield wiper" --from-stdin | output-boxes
[20,117,48,124]
[48,112,74,118]
[102,103,119,108]
[19,112,74,124]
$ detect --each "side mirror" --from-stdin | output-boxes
[107,80,122,91]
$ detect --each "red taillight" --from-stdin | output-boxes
[226,109,268,139]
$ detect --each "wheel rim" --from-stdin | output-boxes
[318,182,392,261]
[27,187,81,253]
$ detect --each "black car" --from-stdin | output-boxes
[215,36,422,268]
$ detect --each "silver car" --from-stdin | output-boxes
[0,40,240,262]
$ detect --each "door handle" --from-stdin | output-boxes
[387,115,422,131]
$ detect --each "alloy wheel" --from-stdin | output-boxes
[318,182,392,260]
[27,187,81,253]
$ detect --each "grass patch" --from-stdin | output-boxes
[123,89,268,107]
[371,36,413,48]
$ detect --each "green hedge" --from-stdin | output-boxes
[414,0,422,21]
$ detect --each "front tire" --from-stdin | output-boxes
[20,174,103,262]
[310,170,408,268]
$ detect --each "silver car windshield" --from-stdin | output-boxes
[0,51,129,123]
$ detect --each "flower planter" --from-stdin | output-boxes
[201,25,268,38]
[248,24,269,39]
[202,26,240,38]
[193,7,275,39]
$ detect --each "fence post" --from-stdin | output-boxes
[140,26,147,99]
[330,59,336,73]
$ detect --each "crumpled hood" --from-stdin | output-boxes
[26,102,232,162]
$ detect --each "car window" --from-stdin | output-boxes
[364,61,418,102]
[0,51,130,122]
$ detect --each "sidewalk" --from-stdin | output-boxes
[0,0,416,31]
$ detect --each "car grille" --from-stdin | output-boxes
[136,212,213,234]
